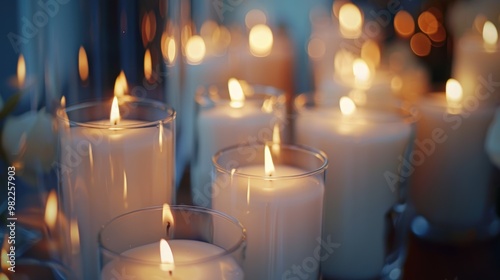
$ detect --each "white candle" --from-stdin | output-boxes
[410,85,497,231]
[101,240,243,280]
[452,21,500,105]
[192,80,282,207]
[212,146,325,280]
[60,99,174,279]
[296,99,412,279]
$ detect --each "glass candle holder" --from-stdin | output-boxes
[56,96,175,280]
[295,95,418,280]
[190,82,286,207]
[99,205,246,280]
[410,92,500,242]
[212,143,328,280]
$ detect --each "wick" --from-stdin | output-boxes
[166,222,171,236]
[169,270,173,276]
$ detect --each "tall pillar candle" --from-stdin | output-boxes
[57,96,175,280]
[212,144,327,280]
[296,98,415,279]
[410,80,498,240]
[191,80,285,207]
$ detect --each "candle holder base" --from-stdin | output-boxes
[411,214,500,244]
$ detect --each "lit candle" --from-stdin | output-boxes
[212,144,326,280]
[191,79,284,207]
[101,240,243,279]
[59,75,175,279]
[100,205,245,280]
[296,97,413,279]
[410,79,497,238]
[452,20,500,105]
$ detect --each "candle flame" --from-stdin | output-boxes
[228,78,245,108]
[272,123,281,157]
[162,203,174,229]
[78,46,89,82]
[249,24,273,57]
[186,35,206,65]
[483,21,498,47]
[114,71,128,98]
[70,219,80,253]
[339,3,363,38]
[446,78,463,105]
[60,96,66,108]
[110,96,121,125]
[17,54,26,87]
[353,58,371,83]
[340,96,356,116]
[264,145,275,177]
[44,190,58,232]
[144,49,153,82]
[160,239,175,272]
[162,34,176,65]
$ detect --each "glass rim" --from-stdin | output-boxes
[212,143,329,180]
[196,83,286,107]
[294,93,420,125]
[98,205,247,267]
[57,96,176,129]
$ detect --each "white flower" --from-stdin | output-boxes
[486,107,500,169]
[2,109,57,178]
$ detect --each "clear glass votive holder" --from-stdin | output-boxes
[56,96,176,280]
[99,205,246,280]
[212,143,328,280]
[295,94,418,280]
[190,82,286,207]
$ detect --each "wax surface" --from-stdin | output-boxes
[101,240,243,280]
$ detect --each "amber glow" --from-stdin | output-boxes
[245,9,267,28]
[394,10,415,38]
[446,79,463,106]
[340,96,356,116]
[70,220,80,253]
[249,24,273,57]
[272,123,281,157]
[123,171,128,208]
[142,11,157,46]
[17,54,26,87]
[160,239,175,272]
[361,40,380,68]
[308,37,326,59]
[418,11,439,35]
[78,46,89,82]
[186,35,206,65]
[334,49,355,80]
[264,145,275,177]
[483,21,498,50]
[44,190,58,232]
[114,71,128,98]
[339,3,363,38]
[110,97,121,125]
[228,78,246,108]
[410,32,432,56]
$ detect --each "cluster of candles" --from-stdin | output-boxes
[2,1,500,280]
